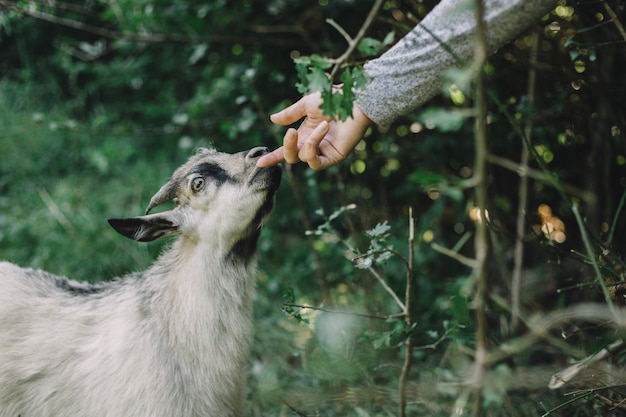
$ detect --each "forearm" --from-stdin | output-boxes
[355,0,557,129]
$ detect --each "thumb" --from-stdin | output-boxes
[270,97,307,126]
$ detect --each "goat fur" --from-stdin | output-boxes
[0,147,281,417]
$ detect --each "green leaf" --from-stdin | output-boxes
[366,221,391,238]
[340,69,355,102]
[294,54,333,94]
[306,67,331,93]
[357,32,395,57]
[382,31,395,47]
[358,37,383,57]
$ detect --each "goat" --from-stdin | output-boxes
[0,146,281,417]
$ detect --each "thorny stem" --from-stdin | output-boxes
[399,208,415,417]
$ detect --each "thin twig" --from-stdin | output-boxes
[608,189,626,244]
[37,187,78,237]
[413,327,454,350]
[511,28,539,331]
[339,239,406,310]
[486,153,594,203]
[326,19,353,45]
[486,303,626,366]
[470,0,489,415]
[351,248,410,270]
[548,339,625,389]
[431,242,479,269]
[399,207,415,417]
[603,1,626,43]
[365,263,406,311]
[281,399,310,417]
[572,203,619,321]
[326,0,385,81]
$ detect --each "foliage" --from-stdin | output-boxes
[1,0,626,416]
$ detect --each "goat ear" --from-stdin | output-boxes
[108,213,179,242]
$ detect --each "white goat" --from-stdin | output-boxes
[0,146,281,417]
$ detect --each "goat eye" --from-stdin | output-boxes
[190,177,205,192]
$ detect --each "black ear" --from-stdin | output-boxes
[108,215,179,242]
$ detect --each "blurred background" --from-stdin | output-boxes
[1,1,626,415]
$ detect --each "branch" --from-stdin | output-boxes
[486,303,626,365]
[351,248,410,270]
[603,1,626,44]
[339,238,406,310]
[399,207,416,417]
[469,1,489,415]
[431,242,479,269]
[486,153,595,203]
[326,0,385,81]
[511,28,539,331]
[38,187,77,237]
[572,203,619,321]
[548,339,624,389]
[281,399,311,417]
[413,327,453,350]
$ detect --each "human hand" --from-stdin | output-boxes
[256,92,372,170]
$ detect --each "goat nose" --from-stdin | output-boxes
[246,146,269,159]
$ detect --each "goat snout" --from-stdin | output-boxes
[245,146,269,160]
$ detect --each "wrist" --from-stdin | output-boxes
[352,102,373,134]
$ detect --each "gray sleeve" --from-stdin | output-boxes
[355,0,557,129]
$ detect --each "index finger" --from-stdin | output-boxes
[256,147,285,167]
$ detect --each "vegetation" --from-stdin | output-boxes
[1,0,626,415]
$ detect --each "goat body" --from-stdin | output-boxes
[0,147,281,417]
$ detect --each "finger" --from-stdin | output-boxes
[299,120,329,162]
[307,119,330,145]
[270,97,307,126]
[301,140,336,171]
[282,128,301,164]
[300,121,331,170]
[256,147,285,167]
